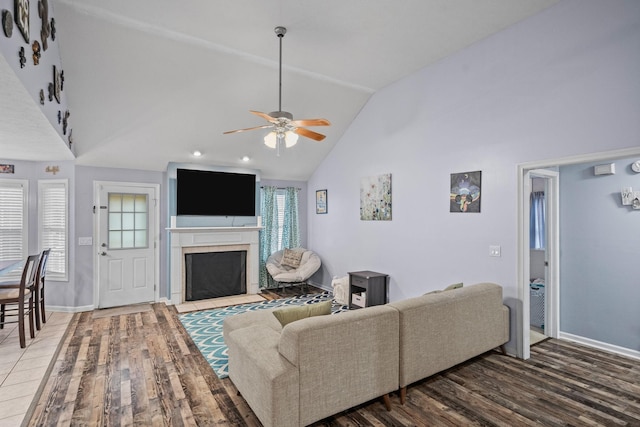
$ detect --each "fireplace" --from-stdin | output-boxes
[184,250,247,301]
[169,226,261,304]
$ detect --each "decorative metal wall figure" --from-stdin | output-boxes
[32,40,41,64]
[19,46,26,68]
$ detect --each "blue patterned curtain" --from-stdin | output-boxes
[530,191,546,249]
[259,186,278,288]
[281,187,300,249]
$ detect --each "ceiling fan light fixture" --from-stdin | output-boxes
[224,26,330,147]
[284,131,298,147]
[264,131,278,149]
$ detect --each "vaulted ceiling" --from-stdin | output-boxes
[3,0,559,180]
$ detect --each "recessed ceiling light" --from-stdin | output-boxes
[192,150,202,157]
[241,156,250,162]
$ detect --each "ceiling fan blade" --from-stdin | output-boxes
[290,118,331,127]
[250,110,278,123]
[223,124,273,135]
[294,127,326,141]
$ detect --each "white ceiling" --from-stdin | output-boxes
[4,0,559,180]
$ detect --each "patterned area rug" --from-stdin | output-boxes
[179,291,348,378]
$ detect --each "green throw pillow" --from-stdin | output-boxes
[272,300,332,327]
[444,282,463,291]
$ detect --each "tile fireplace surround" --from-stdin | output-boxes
[168,226,261,304]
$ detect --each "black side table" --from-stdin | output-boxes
[348,271,389,309]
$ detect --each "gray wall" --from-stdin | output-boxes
[307,0,640,352]
[74,166,166,306]
[559,158,640,351]
[0,158,76,307]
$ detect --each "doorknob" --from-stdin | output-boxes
[100,252,107,256]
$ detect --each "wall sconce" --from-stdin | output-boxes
[621,187,640,210]
[45,165,59,175]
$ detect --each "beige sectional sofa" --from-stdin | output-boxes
[388,282,510,403]
[223,282,509,426]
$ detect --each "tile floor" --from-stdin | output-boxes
[0,311,73,427]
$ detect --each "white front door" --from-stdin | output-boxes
[96,183,158,308]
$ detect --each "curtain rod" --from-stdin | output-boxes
[260,186,301,190]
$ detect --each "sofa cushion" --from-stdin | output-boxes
[272,300,331,327]
[281,248,303,268]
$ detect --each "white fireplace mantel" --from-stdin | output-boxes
[168,226,261,304]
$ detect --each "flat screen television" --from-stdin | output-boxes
[176,169,256,216]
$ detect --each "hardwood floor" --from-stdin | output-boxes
[28,286,640,426]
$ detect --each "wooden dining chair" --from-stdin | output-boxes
[33,249,50,330]
[0,254,39,348]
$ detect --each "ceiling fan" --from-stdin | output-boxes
[223,26,330,152]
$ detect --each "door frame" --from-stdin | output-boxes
[519,168,559,360]
[516,146,640,359]
[93,181,161,309]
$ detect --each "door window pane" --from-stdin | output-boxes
[108,192,148,249]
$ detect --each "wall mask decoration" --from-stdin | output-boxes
[57,110,61,123]
[450,171,482,213]
[53,65,61,103]
[32,40,40,64]
[68,129,73,148]
[14,0,29,43]
[50,17,54,40]
[37,0,49,50]
[62,110,70,135]
[2,10,13,37]
[19,46,26,68]
[360,173,392,221]
[39,89,44,104]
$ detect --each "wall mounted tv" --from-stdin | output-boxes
[176,169,256,216]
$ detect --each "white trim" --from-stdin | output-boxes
[558,332,640,361]
[46,304,94,313]
[516,146,640,360]
[93,181,161,308]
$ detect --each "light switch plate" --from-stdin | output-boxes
[489,245,501,257]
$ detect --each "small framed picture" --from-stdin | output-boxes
[316,189,327,214]
[450,171,482,213]
[0,164,15,173]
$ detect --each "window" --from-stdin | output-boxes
[39,179,68,281]
[108,192,148,249]
[0,179,28,263]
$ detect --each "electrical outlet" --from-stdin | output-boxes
[489,245,501,257]
[78,237,93,246]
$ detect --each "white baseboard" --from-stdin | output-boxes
[308,280,332,292]
[559,331,640,361]
[46,304,94,313]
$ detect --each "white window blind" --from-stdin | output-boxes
[0,179,28,263]
[275,190,286,250]
[39,180,68,281]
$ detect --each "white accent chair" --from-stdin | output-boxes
[265,248,321,292]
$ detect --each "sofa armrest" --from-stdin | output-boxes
[226,325,299,427]
[278,306,399,426]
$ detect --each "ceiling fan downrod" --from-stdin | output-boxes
[275,26,286,113]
